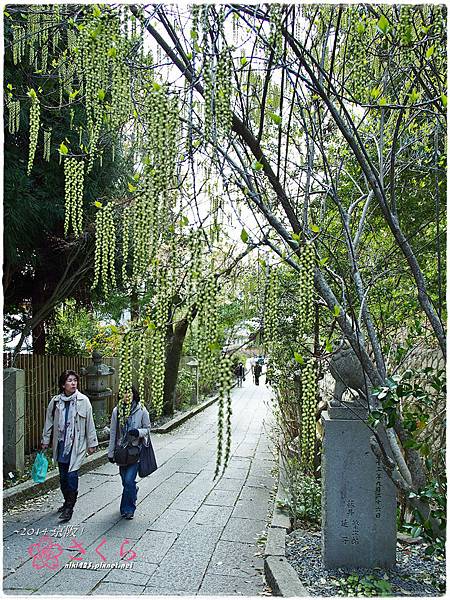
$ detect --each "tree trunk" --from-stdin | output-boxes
[163,317,190,416]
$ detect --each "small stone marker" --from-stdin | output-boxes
[3,368,25,473]
[321,404,396,569]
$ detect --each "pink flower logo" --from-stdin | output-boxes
[28,536,63,570]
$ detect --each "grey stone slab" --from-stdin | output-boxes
[148,508,194,533]
[238,485,272,503]
[208,540,264,578]
[264,555,309,597]
[101,565,155,585]
[213,477,244,492]
[3,532,35,571]
[173,524,223,556]
[246,474,276,489]
[3,589,37,595]
[124,559,159,577]
[2,551,72,591]
[265,526,286,557]
[86,461,118,476]
[91,581,146,595]
[132,530,177,564]
[204,488,240,507]
[221,517,266,544]
[192,504,233,527]
[170,473,216,512]
[232,498,269,521]
[33,566,107,595]
[198,573,265,596]
[219,467,249,480]
[145,548,210,593]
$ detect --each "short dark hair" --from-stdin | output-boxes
[58,370,79,392]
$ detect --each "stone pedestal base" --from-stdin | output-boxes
[3,368,25,473]
[321,408,396,569]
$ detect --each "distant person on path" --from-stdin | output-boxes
[254,362,262,386]
[108,386,151,520]
[41,370,98,523]
[235,362,245,387]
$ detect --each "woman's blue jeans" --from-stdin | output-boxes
[119,462,139,515]
[58,462,79,493]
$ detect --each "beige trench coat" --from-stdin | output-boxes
[41,392,98,472]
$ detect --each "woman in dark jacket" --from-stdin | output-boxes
[108,387,151,519]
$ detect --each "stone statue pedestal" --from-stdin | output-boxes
[321,404,396,569]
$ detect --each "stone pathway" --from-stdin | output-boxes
[3,375,276,595]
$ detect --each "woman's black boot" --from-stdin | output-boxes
[58,491,78,522]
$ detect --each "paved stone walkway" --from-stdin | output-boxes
[3,375,276,595]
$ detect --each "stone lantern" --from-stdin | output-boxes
[80,350,115,424]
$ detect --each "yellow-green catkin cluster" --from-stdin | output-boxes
[214,353,234,478]
[300,358,316,469]
[118,331,133,426]
[197,272,219,390]
[298,241,317,470]
[43,128,51,161]
[27,90,40,175]
[7,98,20,135]
[264,267,279,382]
[348,15,368,101]
[269,4,283,61]
[147,268,170,418]
[63,157,84,236]
[298,243,315,333]
[92,203,117,295]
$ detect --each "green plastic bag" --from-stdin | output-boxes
[31,451,48,484]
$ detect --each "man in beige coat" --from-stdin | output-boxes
[42,370,98,522]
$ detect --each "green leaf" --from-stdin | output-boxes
[94,201,102,208]
[356,22,365,35]
[27,88,37,100]
[132,172,140,181]
[59,142,69,155]
[333,305,341,317]
[377,15,389,35]
[69,89,80,100]
[319,256,328,266]
[128,182,137,193]
[378,96,388,106]
[294,352,304,365]
[268,111,282,125]
[311,223,320,233]
[409,89,420,103]
[97,88,106,101]
[240,228,249,243]
[440,94,447,108]
[240,56,248,66]
[92,4,101,17]
[325,339,332,353]
[425,45,435,59]
[147,321,156,330]
[152,82,161,91]
[251,160,264,171]
[190,29,198,41]
[292,233,300,242]
[108,47,117,58]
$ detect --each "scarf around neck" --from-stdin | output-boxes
[57,391,77,457]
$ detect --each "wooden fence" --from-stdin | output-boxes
[3,353,119,455]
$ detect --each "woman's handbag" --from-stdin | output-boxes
[31,451,49,483]
[113,443,140,467]
[138,437,157,478]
